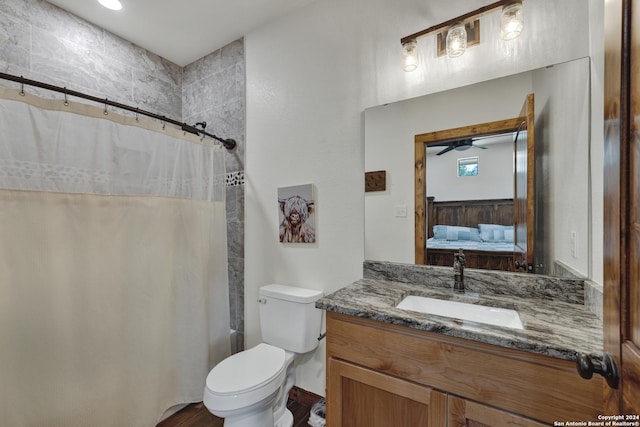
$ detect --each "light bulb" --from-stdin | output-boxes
[501,2,524,40]
[402,40,418,72]
[446,23,467,58]
[98,0,122,11]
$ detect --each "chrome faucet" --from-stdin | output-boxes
[453,248,466,293]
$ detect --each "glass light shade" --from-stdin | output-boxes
[446,23,467,58]
[501,2,524,40]
[98,0,122,10]
[402,40,418,72]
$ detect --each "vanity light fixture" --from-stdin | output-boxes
[400,0,524,71]
[98,0,122,11]
[500,1,524,40]
[402,39,419,72]
[446,23,467,58]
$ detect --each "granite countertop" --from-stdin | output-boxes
[316,262,603,362]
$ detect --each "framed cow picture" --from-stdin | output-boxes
[277,184,316,243]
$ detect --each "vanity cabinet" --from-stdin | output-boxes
[325,311,603,426]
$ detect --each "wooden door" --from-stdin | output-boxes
[447,396,547,427]
[603,0,640,415]
[513,93,535,272]
[326,358,447,426]
[627,0,640,411]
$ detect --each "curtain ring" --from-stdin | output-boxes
[104,98,109,116]
[135,107,139,122]
[63,87,69,106]
[162,117,166,130]
[19,78,25,96]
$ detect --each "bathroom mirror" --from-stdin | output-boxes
[364,57,591,278]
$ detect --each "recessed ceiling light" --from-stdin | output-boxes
[98,0,122,11]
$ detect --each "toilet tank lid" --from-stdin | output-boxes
[260,284,324,303]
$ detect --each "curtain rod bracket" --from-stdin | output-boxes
[223,139,237,150]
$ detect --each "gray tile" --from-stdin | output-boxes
[31,26,133,101]
[229,291,238,330]
[105,32,182,88]
[221,38,244,71]
[29,0,105,54]
[182,65,241,116]
[235,184,245,219]
[0,0,31,22]
[236,292,244,333]
[0,11,31,70]
[228,256,244,294]
[234,332,244,354]
[225,185,238,217]
[132,70,182,118]
[183,48,222,87]
[182,58,201,87]
[201,48,223,76]
[227,221,244,260]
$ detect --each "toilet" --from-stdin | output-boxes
[203,284,324,427]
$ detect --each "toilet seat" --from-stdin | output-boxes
[204,343,286,413]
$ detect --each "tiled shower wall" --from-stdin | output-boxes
[0,0,246,353]
[0,0,183,117]
[183,43,246,354]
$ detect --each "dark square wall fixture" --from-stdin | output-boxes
[365,170,386,192]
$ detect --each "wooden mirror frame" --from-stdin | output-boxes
[414,116,531,269]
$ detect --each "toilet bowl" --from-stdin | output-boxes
[203,343,294,427]
[203,284,324,427]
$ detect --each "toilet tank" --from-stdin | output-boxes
[259,284,324,353]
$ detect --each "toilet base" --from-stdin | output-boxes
[274,408,293,427]
[221,405,273,427]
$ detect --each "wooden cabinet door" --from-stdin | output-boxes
[604,0,640,415]
[326,358,446,427]
[448,396,546,427]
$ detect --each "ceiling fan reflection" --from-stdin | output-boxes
[431,138,488,156]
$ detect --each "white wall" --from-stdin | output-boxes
[532,59,591,277]
[588,0,605,285]
[245,0,596,396]
[426,142,514,201]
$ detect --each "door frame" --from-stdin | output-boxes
[414,117,529,266]
[603,0,640,414]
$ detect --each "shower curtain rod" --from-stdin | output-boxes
[0,72,237,151]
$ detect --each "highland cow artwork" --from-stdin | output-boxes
[278,184,316,243]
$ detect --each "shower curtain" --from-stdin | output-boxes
[0,88,231,426]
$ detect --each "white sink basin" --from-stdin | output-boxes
[396,295,524,330]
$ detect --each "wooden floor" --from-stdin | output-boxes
[156,399,312,427]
